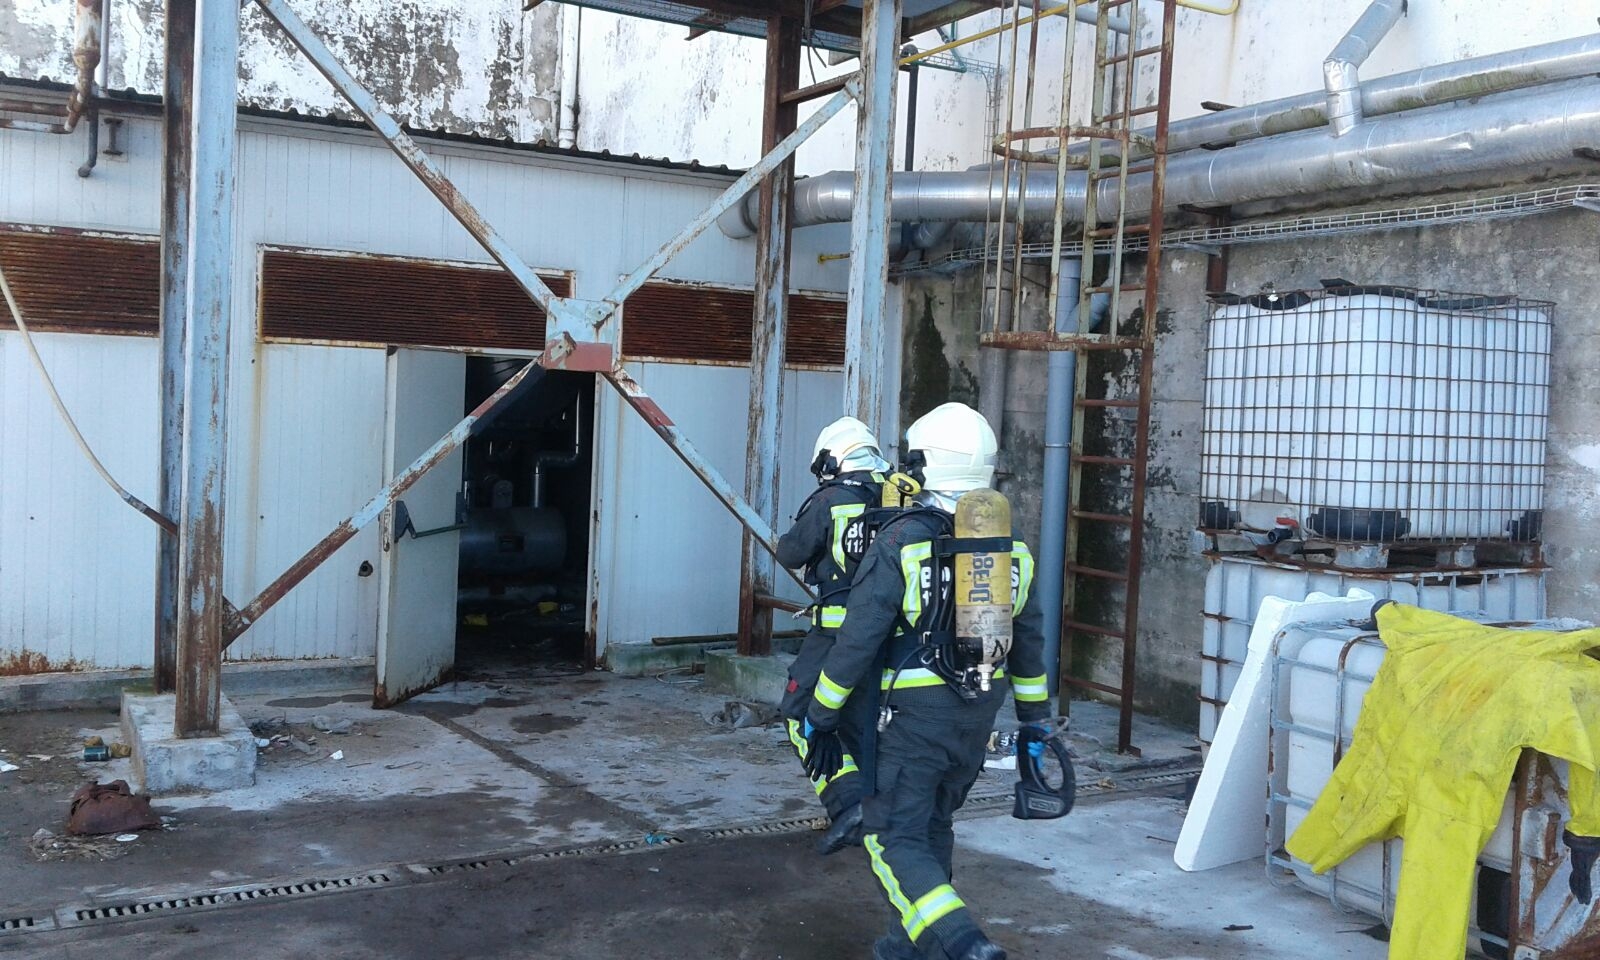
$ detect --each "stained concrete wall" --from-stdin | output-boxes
[0,0,562,142]
[902,177,1600,727]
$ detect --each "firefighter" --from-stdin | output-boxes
[776,415,891,855]
[800,402,1051,960]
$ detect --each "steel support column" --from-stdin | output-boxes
[173,0,237,737]
[844,0,900,431]
[155,0,194,696]
[738,14,801,658]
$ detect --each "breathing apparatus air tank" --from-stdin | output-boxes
[952,488,1013,692]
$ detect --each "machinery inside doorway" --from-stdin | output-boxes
[456,357,595,674]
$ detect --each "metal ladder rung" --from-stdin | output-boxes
[1096,45,1166,67]
[1062,675,1125,697]
[1067,563,1130,582]
[1084,283,1146,295]
[1072,509,1135,526]
[1071,454,1135,466]
[1065,619,1128,640]
[1096,104,1161,123]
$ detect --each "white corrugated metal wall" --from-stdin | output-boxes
[0,109,869,671]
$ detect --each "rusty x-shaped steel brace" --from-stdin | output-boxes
[218,0,858,646]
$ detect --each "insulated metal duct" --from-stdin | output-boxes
[1075,31,1600,160]
[1322,0,1406,137]
[718,34,1600,238]
[719,79,1600,236]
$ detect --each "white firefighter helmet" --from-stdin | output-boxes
[812,416,887,479]
[904,402,997,494]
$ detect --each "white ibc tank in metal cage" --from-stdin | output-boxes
[1198,556,1545,745]
[1201,288,1551,541]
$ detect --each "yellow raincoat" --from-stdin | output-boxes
[1286,604,1600,960]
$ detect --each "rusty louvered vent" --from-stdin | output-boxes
[0,227,160,336]
[260,249,571,351]
[622,282,845,367]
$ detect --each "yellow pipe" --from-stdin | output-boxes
[901,1,1082,67]
[1177,0,1238,14]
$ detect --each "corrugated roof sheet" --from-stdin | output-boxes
[0,74,745,177]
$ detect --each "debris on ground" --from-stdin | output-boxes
[0,759,17,773]
[83,744,110,762]
[84,735,104,748]
[285,736,316,756]
[66,780,161,836]
[28,827,136,863]
[109,742,132,759]
[707,701,782,729]
[311,715,356,735]
[249,717,290,738]
[329,750,345,761]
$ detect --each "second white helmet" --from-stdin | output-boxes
[904,402,997,494]
[812,416,889,479]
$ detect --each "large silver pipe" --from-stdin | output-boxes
[1085,31,1600,160]
[720,79,1600,235]
[720,33,1600,238]
[1323,0,1406,137]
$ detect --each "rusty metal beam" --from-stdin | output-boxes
[224,0,844,648]
[604,366,803,587]
[738,13,801,658]
[225,359,546,646]
[781,73,851,105]
[253,0,564,317]
[155,0,194,696]
[609,82,856,307]
[174,0,239,737]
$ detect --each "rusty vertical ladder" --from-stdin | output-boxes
[1059,0,1177,754]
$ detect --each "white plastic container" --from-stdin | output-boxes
[1199,556,1545,744]
[1269,622,1529,941]
[1202,290,1551,541]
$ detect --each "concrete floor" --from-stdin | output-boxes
[0,668,1384,960]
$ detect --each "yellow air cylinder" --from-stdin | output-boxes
[953,488,1013,691]
[881,472,921,508]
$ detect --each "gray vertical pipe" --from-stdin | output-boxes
[155,0,194,696]
[843,0,899,431]
[174,0,237,737]
[1036,258,1082,693]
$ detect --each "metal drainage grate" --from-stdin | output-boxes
[697,816,828,840]
[0,916,37,932]
[71,873,393,924]
[412,836,686,878]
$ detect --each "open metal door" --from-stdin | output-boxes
[376,348,465,706]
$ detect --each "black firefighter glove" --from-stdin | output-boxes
[802,718,847,783]
[1565,830,1600,904]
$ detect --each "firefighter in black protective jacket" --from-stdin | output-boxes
[775,415,892,855]
[801,402,1052,960]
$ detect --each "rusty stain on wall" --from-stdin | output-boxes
[0,651,85,676]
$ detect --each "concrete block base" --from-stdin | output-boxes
[703,650,794,707]
[605,635,806,679]
[120,692,257,795]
